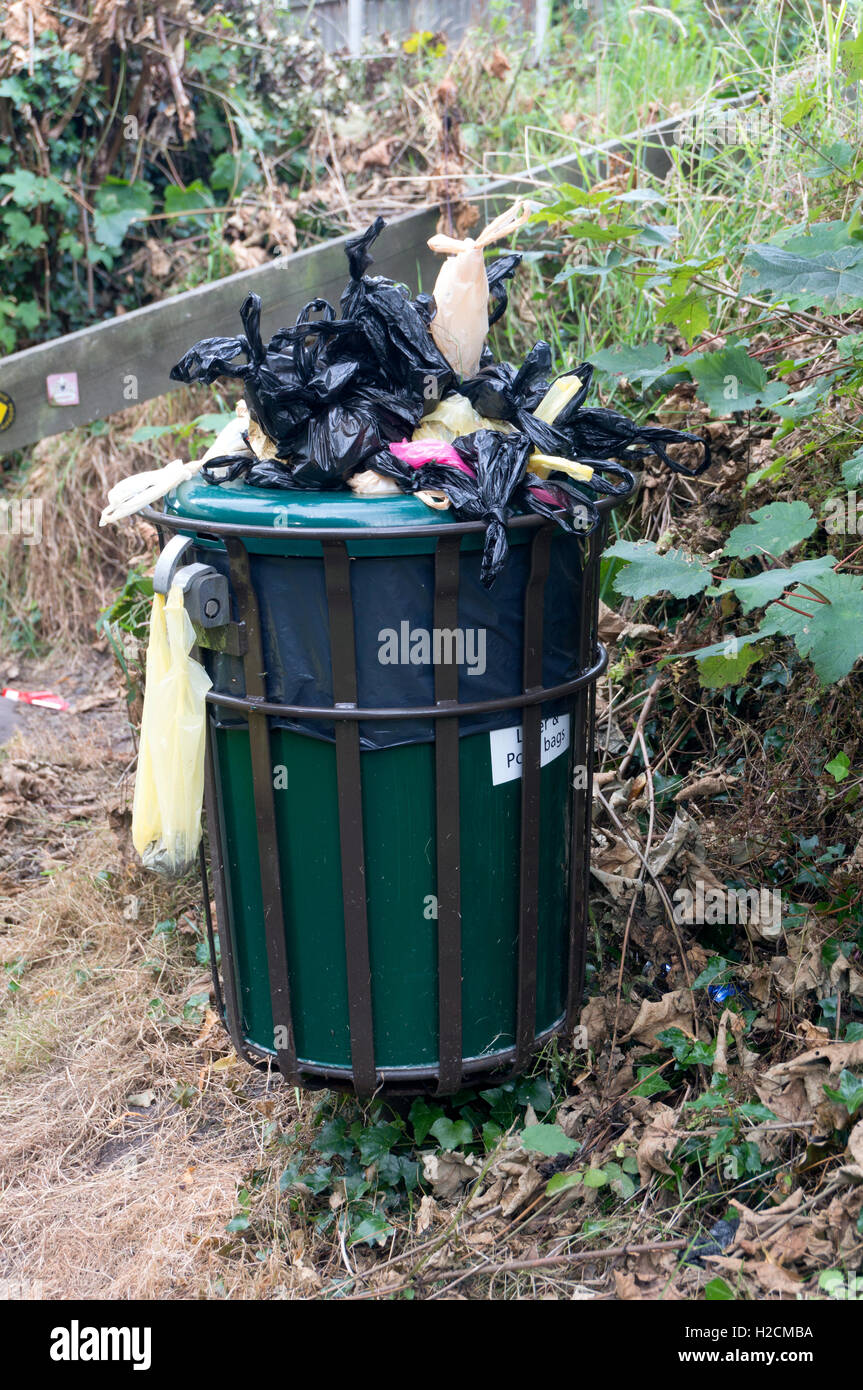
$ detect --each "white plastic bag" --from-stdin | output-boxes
[132,585,212,876]
[427,201,535,378]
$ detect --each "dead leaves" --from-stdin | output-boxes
[624,990,696,1046]
[636,1104,679,1185]
[754,1040,863,1131]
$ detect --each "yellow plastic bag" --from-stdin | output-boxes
[132,585,212,876]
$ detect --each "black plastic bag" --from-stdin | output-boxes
[337,217,455,409]
[462,342,711,476]
[173,292,422,488]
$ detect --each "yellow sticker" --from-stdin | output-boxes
[0,391,14,432]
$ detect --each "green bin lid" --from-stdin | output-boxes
[166,474,467,531]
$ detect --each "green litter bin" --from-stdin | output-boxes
[144,472,632,1096]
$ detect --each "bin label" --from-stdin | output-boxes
[489,714,570,786]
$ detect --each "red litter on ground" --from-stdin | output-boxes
[1,688,70,711]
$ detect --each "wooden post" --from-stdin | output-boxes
[348,0,364,54]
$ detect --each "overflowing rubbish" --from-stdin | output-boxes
[132,585,212,876]
[0,687,69,711]
[103,207,711,588]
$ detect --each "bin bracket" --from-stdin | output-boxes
[153,533,247,656]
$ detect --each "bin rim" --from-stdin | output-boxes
[141,484,631,542]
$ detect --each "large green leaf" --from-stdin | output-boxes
[606,539,713,600]
[762,571,863,683]
[722,501,817,560]
[842,446,863,487]
[93,179,154,250]
[742,221,863,313]
[710,555,836,613]
[690,346,786,415]
[697,644,764,687]
[661,290,710,344]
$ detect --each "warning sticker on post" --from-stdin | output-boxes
[489,714,571,786]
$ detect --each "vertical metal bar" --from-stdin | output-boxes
[515,525,554,1071]
[433,535,463,1096]
[565,523,604,1029]
[223,537,300,1083]
[201,725,251,1061]
[322,539,377,1097]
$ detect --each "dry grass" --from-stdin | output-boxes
[0,385,214,650]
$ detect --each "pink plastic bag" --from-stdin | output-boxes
[389,439,476,477]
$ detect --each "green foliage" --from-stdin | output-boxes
[709,556,836,614]
[823,1070,863,1116]
[92,180,154,250]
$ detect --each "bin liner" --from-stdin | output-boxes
[200,524,595,752]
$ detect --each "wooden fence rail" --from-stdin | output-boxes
[0,115,683,458]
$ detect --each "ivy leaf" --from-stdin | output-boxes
[353,1121,402,1165]
[348,1211,395,1247]
[606,539,713,600]
[710,555,836,613]
[93,179,153,250]
[312,1117,354,1159]
[164,179,215,224]
[743,221,863,313]
[2,210,47,248]
[823,1069,863,1115]
[692,957,734,989]
[690,346,786,415]
[520,1123,579,1157]
[0,169,70,210]
[722,501,817,560]
[697,640,765,688]
[763,571,863,683]
[409,1096,444,1145]
[545,1170,583,1195]
[429,1116,473,1150]
[210,151,260,190]
[825,751,851,782]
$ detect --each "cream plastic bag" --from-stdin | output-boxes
[427,201,535,378]
[411,392,514,444]
[132,585,212,876]
[100,405,254,526]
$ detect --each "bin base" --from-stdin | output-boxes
[221,1016,568,1097]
